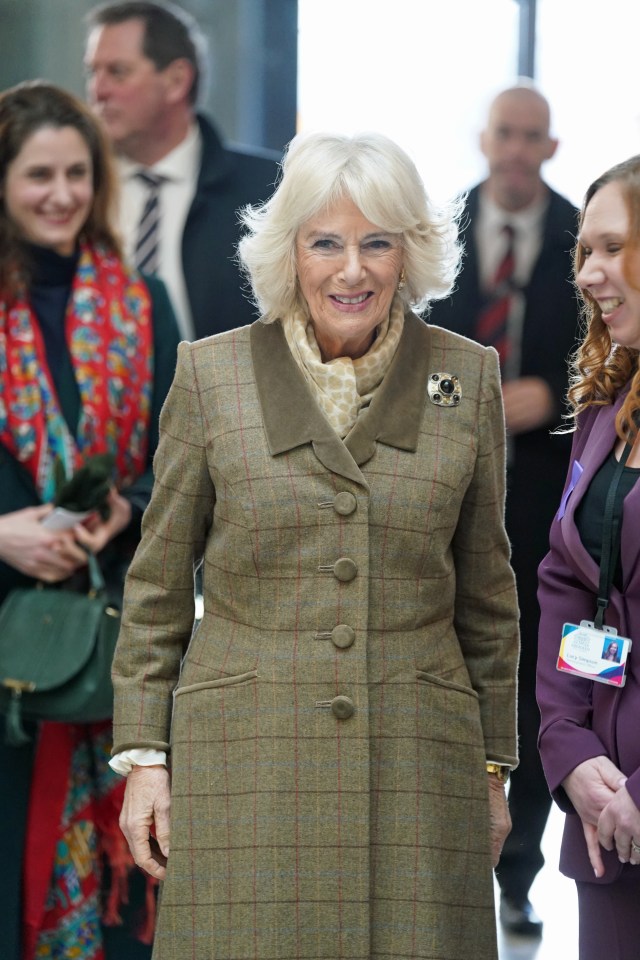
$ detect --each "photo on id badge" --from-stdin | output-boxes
[558,621,631,686]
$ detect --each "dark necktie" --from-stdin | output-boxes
[475,224,516,370]
[134,170,165,274]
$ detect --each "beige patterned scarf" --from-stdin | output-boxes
[282,298,405,437]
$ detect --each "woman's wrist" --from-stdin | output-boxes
[486,762,510,784]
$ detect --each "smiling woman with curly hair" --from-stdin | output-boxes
[538,154,640,960]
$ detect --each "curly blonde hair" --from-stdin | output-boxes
[569,155,640,440]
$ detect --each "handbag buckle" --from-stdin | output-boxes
[2,678,36,695]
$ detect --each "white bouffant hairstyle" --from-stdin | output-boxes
[237,130,462,322]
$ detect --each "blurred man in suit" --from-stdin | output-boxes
[85,0,280,339]
[429,83,580,938]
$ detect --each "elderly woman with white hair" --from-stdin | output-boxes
[109,130,519,960]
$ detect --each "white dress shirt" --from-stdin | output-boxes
[475,190,548,294]
[117,123,202,340]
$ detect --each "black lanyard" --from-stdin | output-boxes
[594,441,633,630]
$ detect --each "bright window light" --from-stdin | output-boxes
[298,0,640,209]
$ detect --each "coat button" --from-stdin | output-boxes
[331,624,355,649]
[333,557,358,581]
[331,695,354,719]
[333,492,357,516]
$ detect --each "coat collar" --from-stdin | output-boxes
[194,113,232,192]
[250,311,432,486]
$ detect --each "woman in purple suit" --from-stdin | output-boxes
[537,155,640,960]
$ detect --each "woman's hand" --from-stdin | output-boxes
[0,505,88,581]
[488,775,512,867]
[73,488,132,554]
[119,765,171,881]
[562,756,626,877]
[563,756,625,822]
[597,784,640,866]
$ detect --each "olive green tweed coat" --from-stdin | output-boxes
[112,310,519,960]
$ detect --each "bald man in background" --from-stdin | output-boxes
[429,84,580,938]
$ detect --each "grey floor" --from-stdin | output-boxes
[497,803,579,960]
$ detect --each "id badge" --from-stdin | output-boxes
[558,621,632,687]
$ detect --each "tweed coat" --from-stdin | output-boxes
[112,309,519,960]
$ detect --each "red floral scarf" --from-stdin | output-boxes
[0,241,153,497]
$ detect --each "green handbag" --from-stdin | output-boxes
[0,552,120,746]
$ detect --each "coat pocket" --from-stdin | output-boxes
[415,669,478,699]
[170,669,259,771]
[174,669,258,697]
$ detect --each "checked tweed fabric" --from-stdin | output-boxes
[112,312,519,960]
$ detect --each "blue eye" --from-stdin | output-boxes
[312,238,338,250]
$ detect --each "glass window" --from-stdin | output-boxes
[298,0,519,203]
[538,0,640,206]
[299,1,640,209]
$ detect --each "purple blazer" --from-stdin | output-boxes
[537,389,640,883]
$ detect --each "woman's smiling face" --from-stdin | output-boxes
[4,124,93,255]
[577,180,640,350]
[295,197,404,361]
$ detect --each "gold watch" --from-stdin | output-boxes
[486,762,510,783]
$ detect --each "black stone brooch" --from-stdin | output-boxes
[428,372,461,407]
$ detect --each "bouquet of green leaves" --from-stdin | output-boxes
[53,453,115,520]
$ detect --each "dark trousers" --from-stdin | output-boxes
[495,487,554,903]
[577,869,640,960]
[0,720,36,960]
[495,640,552,901]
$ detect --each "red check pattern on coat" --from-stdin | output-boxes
[112,311,519,960]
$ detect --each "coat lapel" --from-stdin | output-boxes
[344,310,431,465]
[561,395,626,589]
[250,319,367,486]
[621,472,640,593]
[250,312,432,484]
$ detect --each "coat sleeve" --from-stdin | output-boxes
[111,340,215,753]
[451,347,519,766]
[120,274,181,517]
[536,429,609,811]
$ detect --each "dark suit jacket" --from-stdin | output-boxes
[537,393,640,883]
[428,184,580,643]
[183,115,280,339]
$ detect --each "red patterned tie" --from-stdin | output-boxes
[475,224,515,370]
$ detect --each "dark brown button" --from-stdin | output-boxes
[330,695,354,720]
[333,558,358,582]
[331,624,355,649]
[333,492,357,516]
